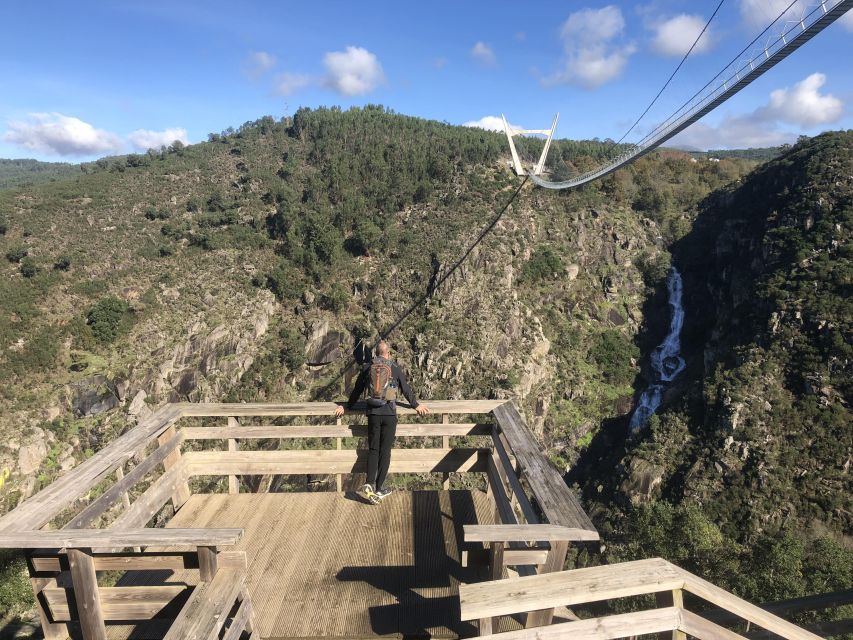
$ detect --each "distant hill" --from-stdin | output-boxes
[0,158,80,190]
[689,146,787,162]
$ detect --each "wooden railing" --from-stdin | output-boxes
[459,558,825,640]
[0,399,600,640]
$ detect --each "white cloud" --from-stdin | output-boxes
[841,9,853,30]
[462,116,509,132]
[127,127,189,151]
[739,0,807,29]
[672,72,843,149]
[762,73,842,125]
[244,51,276,79]
[3,113,124,156]
[274,72,312,96]
[471,41,496,66]
[652,14,714,56]
[322,46,385,96]
[544,6,636,89]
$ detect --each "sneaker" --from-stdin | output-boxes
[374,487,393,501]
[360,483,378,503]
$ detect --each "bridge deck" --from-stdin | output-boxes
[113,490,513,639]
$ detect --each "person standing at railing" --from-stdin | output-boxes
[336,340,429,504]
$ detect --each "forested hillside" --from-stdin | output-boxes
[0,107,848,625]
[577,132,853,626]
[0,159,79,190]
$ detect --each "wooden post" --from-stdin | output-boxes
[26,555,68,640]
[115,467,131,511]
[656,589,687,640]
[336,418,343,492]
[227,417,239,495]
[67,548,107,640]
[157,425,191,508]
[198,546,218,581]
[442,414,450,490]
[478,541,505,634]
[525,539,570,628]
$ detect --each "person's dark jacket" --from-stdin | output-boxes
[347,357,420,416]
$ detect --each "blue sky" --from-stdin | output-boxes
[1,0,851,160]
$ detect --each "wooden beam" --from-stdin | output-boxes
[222,596,253,640]
[492,402,597,534]
[26,565,68,640]
[67,548,106,640]
[0,405,181,534]
[109,462,189,531]
[459,558,685,621]
[157,426,191,509]
[491,430,539,525]
[464,524,599,543]
[681,571,825,640]
[0,528,243,549]
[227,417,239,495]
[479,541,506,635]
[184,448,488,476]
[484,451,517,526]
[43,585,188,622]
[64,432,186,530]
[678,609,750,640]
[526,539,570,628]
[181,423,490,439]
[163,568,244,640]
[657,590,688,640]
[462,547,549,568]
[198,546,218,581]
[174,400,504,417]
[31,550,246,573]
[704,588,853,624]
[474,607,682,640]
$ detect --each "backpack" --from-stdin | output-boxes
[365,357,398,407]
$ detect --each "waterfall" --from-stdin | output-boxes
[629,267,686,432]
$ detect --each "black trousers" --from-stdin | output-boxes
[367,414,397,490]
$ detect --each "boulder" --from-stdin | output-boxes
[70,375,119,417]
[18,436,48,476]
[620,458,664,505]
[565,264,580,281]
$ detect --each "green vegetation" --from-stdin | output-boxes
[522,246,564,282]
[86,297,135,344]
[0,158,79,189]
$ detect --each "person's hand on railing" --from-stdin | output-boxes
[416,404,429,416]
[334,405,345,418]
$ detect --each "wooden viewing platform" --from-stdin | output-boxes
[0,400,828,640]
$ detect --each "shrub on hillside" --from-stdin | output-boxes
[86,297,134,344]
[522,246,564,282]
[19,258,38,278]
[279,327,306,371]
[144,207,171,221]
[5,246,27,263]
[590,329,639,385]
[53,255,71,271]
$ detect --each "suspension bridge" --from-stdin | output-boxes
[504,0,853,190]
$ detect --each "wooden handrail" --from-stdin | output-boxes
[0,405,181,534]
[174,399,505,417]
[181,423,491,439]
[0,528,243,549]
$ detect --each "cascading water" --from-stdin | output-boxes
[629,267,686,432]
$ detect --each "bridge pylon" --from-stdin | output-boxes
[502,113,559,176]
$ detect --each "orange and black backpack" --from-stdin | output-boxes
[365,357,397,407]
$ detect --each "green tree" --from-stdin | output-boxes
[86,297,134,344]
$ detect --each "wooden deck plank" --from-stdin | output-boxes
[492,402,597,533]
[114,491,496,639]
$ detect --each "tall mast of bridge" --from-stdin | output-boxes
[502,113,559,176]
